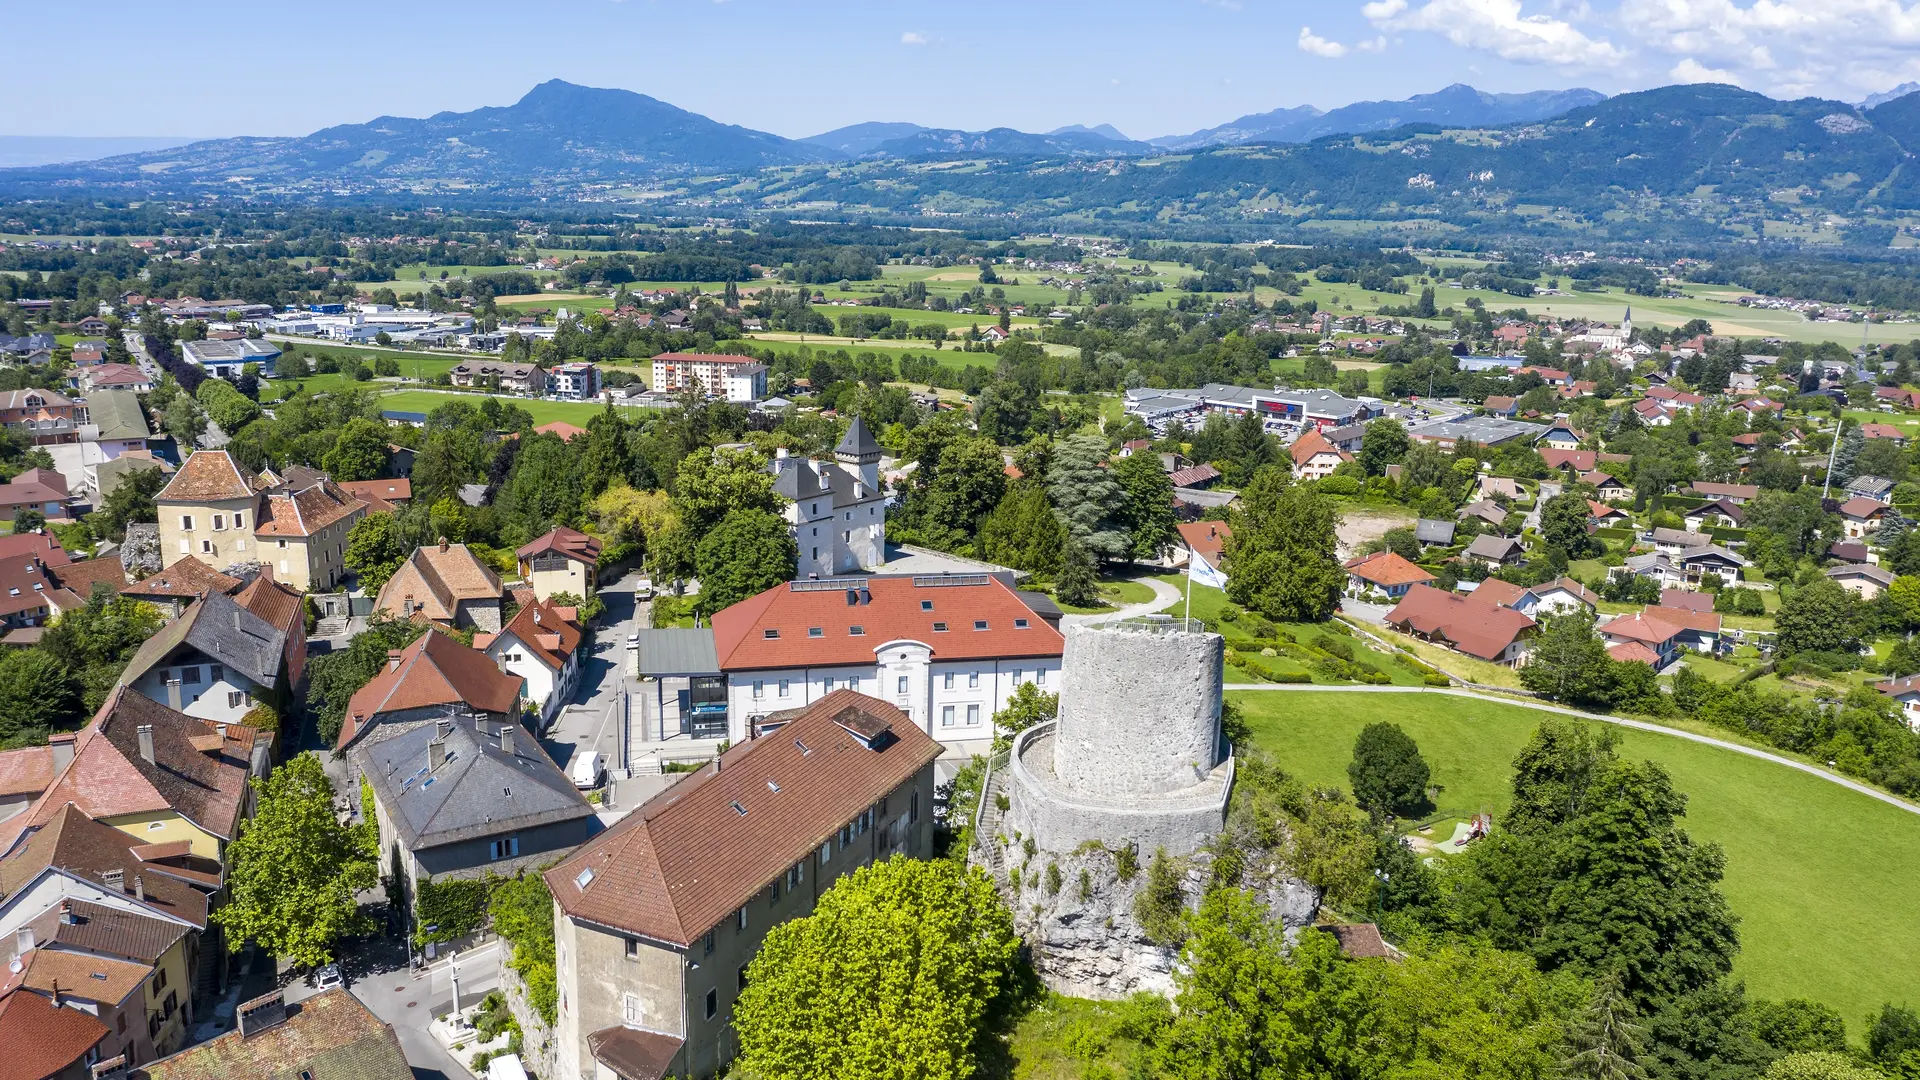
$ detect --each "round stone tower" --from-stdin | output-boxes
[999,616,1233,857]
[1054,621,1223,794]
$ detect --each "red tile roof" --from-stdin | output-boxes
[338,630,523,750]
[1468,578,1528,608]
[254,480,363,537]
[1660,589,1714,613]
[1168,463,1222,488]
[0,986,108,1080]
[1176,521,1231,566]
[710,576,1063,672]
[546,690,940,946]
[1607,640,1661,665]
[534,421,590,442]
[1289,429,1350,468]
[1385,584,1534,661]
[1839,496,1889,519]
[1862,423,1906,441]
[0,532,74,620]
[491,599,583,673]
[1587,499,1628,519]
[516,526,603,566]
[48,556,125,601]
[121,557,241,602]
[336,478,411,510]
[1343,551,1435,588]
[1599,612,1685,646]
[0,804,209,930]
[0,745,54,798]
[155,450,260,503]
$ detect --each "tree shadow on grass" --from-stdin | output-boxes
[975,952,1047,1080]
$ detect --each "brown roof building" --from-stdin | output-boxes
[0,985,108,1080]
[516,526,603,604]
[1384,584,1535,665]
[546,691,941,1080]
[117,556,242,618]
[0,532,80,629]
[155,452,365,593]
[336,629,523,751]
[372,541,506,633]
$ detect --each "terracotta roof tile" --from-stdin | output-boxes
[4,949,150,1009]
[122,557,241,601]
[1343,551,1435,588]
[0,985,108,1080]
[48,556,125,601]
[1607,640,1662,665]
[23,899,190,968]
[335,478,411,505]
[1176,521,1231,565]
[1385,584,1534,662]
[547,690,940,945]
[515,526,603,565]
[372,544,504,623]
[492,599,583,672]
[0,746,53,798]
[155,450,259,503]
[710,576,1063,671]
[338,630,523,750]
[255,481,363,538]
[0,803,208,930]
[1468,578,1528,608]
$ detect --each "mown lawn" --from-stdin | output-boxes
[374,389,616,426]
[1231,690,1920,1026]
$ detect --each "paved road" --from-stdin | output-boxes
[1225,683,1920,819]
[541,576,646,778]
[1064,574,1183,625]
[349,942,504,1080]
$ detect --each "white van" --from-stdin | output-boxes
[570,750,604,790]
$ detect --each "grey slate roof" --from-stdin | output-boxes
[355,717,591,850]
[84,389,149,443]
[772,457,875,510]
[835,415,880,459]
[1463,534,1524,561]
[1828,562,1896,586]
[1414,518,1456,545]
[119,589,287,690]
[1652,527,1713,548]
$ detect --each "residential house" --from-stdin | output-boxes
[78,390,149,465]
[1848,475,1896,504]
[1477,476,1524,501]
[255,475,364,592]
[1602,606,1723,664]
[1677,544,1748,588]
[1168,463,1222,489]
[117,558,241,620]
[533,421,589,443]
[1876,386,1920,409]
[116,590,292,727]
[372,541,506,632]
[1471,576,1598,618]
[1827,562,1896,599]
[650,353,767,402]
[1661,589,1715,613]
[1116,439,1152,458]
[1579,470,1630,502]
[1607,640,1662,665]
[0,805,215,1067]
[1384,584,1535,666]
[0,740,62,824]
[1,687,270,863]
[1687,482,1760,504]
[1323,423,1367,453]
[1457,499,1509,530]
[1462,534,1525,566]
[710,575,1065,751]
[1343,551,1435,601]
[1541,449,1631,473]
[1587,501,1631,526]
[448,360,544,395]
[1861,423,1907,445]
[354,716,592,905]
[1535,419,1586,450]
[1651,528,1712,555]
[336,478,412,513]
[1685,499,1747,532]
[479,599,586,728]
[153,451,266,573]
[130,988,411,1080]
[1174,520,1231,574]
[1481,395,1517,418]
[516,527,603,604]
[0,533,80,631]
[1412,519,1456,547]
[0,390,81,446]
[1838,497,1889,539]
[81,363,153,394]
[544,691,941,1080]
[0,468,73,520]
[1875,673,1920,729]
[1618,552,1687,591]
[1288,429,1350,480]
[334,630,524,752]
[1830,541,1875,564]
[772,421,886,580]
[0,984,108,1080]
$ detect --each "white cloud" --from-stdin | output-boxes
[1297,26,1351,57]
[1357,35,1389,51]
[1670,56,1744,84]
[1612,0,1920,99]
[900,31,929,45]
[1364,0,1626,67]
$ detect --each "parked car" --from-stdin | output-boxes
[626,631,640,649]
[311,963,344,991]
[571,750,604,790]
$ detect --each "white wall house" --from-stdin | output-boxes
[480,600,584,729]
[773,418,886,579]
[709,574,1063,754]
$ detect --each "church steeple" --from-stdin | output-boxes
[1622,305,1633,335]
[835,416,881,488]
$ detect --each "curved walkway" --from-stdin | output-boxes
[1224,683,1920,820]
[1063,574,1184,625]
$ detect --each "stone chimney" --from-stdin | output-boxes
[438,536,450,552]
[237,990,289,1038]
[136,725,155,765]
[428,737,447,771]
[90,1055,128,1080]
[15,926,34,954]
[49,732,74,775]
[133,876,145,903]
[101,869,123,892]
[499,724,515,757]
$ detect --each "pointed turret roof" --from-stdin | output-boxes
[835,415,880,460]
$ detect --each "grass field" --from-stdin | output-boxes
[1232,690,1920,1026]
[373,389,615,425]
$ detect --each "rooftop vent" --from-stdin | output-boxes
[767,780,781,793]
[729,800,747,816]
[794,739,811,756]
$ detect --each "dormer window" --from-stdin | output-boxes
[763,629,779,639]
[973,620,988,631]
[920,600,933,611]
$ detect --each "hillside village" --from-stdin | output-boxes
[10,220,1920,1080]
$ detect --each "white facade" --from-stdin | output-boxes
[727,650,1059,751]
[651,354,766,402]
[486,635,580,727]
[773,428,886,580]
[126,659,265,726]
[547,363,602,401]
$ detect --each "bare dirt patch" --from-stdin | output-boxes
[1335,505,1417,559]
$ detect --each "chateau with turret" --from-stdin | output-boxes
[771,416,886,579]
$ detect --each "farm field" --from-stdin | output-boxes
[741,334,997,374]
[1232,689,1920,1026]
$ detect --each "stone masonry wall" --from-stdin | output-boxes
[1054,624,1223,796]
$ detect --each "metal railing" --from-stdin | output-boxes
[1094,614,1208,634]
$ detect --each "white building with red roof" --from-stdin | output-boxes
[1289,428,1351,480]
[710,574,1064,752]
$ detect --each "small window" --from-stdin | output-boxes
[201,539,212,553]
[736,906,748,931]
[703,931,715,955]
[819,837,832,862]
[768,880,779,905]
[763,628,779,639]
[182,667,201,685]
[209,664,223,683]
[705,988,718,1020]
[932,622,949,632]
[941,705,955,727]
[180,515,193,531]
[967,704,981,726]
[227,691,244,708]
[968,671,979,689]
[943,672,954,690]
[823,677,834,692]
[211,514,224,532]
[1037,668,1047,686]
[911,789,920,824]
[234,511,244,528]
[730,800,747,816]
[920,600,933,611]
[848,676,861,692]
[807,627,823,638]
[973,620,988,631]
[751,680,764,700]
[576,866,596,890]
[1014,618,1031,629]
[777,679,790,698]
[625,938,639,959]
[1013,669,1024,683]
[623,993,640,1023]
[897,675,908,694]
[849,625,865,636]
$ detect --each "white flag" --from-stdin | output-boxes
[1189,549,1229,590]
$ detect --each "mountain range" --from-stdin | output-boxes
[1147,84,1608,150]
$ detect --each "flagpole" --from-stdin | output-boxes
[1185,557,1193,623]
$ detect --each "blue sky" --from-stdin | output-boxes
[7,0,1919,139]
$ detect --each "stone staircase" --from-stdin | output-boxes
[971,751,1012,879]
[314,614,351,638]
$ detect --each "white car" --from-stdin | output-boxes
[571,751,604,790]
[626,631,640,649]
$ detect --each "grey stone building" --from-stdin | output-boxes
[543,690,940,1080]
[355,717,593,903]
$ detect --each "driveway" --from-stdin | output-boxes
[1062,573,1183,626]
[540,576,646,779]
